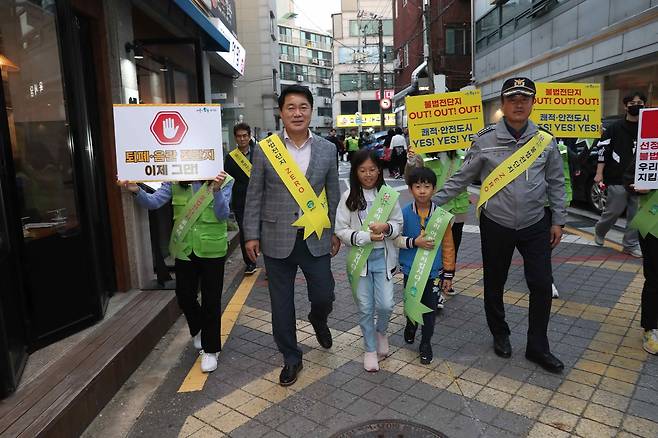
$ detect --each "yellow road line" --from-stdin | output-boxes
[178,269,261,393]
[563,225,623,252]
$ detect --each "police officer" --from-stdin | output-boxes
[433,77,567,373]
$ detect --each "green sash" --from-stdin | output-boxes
[404,206,454,325]
[346,185,400,299]
[168,178,231,260]
[630,190,658,238]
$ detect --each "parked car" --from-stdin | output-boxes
[362,130,389,159]
[566,115,624,214]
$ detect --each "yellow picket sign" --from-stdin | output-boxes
[531,82,601,138]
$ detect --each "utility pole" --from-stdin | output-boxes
[378,18,385,131]
[423,0,435,93]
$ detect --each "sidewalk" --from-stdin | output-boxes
[94,215,658,438]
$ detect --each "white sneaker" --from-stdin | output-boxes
[623,247,643,258]
[193,332,202,350]
[376,332,389,360]
[436,292,446,310]
[363,351,379,372]
[551,283,560,299]
[594,234,604,246]
[200,352,218,373]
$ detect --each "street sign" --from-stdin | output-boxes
[380,98,392,110]
[375,89,395,100]
[114,104,224,182]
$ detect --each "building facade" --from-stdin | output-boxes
[473,0,658,122]
[332,0,395,134]
[0,0,244,396]
[234,0,279,139]
[277,21,334,135]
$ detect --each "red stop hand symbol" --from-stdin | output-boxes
[150,111,188,145]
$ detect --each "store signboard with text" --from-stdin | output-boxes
[531,82,601,138]
[336,113,396,128]
[405,89,484,153]
[113,104,223,182]
[634,108,658,190]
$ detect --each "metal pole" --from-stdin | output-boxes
[378,18,385,131]
[424,0,435,93]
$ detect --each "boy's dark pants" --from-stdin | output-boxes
[639,233,658,330]
[404,275,439,343]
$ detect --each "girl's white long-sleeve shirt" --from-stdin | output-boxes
[334,187,403,279]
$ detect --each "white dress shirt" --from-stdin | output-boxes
[283,129,313,174]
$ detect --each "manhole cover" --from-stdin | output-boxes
[330,419,448,438]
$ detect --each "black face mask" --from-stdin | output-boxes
[627,105,644,116]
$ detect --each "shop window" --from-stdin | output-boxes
[341,100,358,114]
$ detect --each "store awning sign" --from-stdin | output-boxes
[405,89,484,153]
[336,113,395,128]
[633,108,658,190]
[114,104,223,182]
[531,82,602,138]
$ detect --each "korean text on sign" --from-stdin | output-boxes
[405,89,484,153]
[530,83,601,138]
[113,104,224,182]
[634,108,658,190]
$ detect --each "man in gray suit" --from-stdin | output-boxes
[244,85,341,386]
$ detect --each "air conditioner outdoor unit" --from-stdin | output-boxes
[321,78,330,85]
[296,75,304,82]
[280,54,288,61]
[324,97,331,105]
[311,58,319,64]
[318,60,325,67]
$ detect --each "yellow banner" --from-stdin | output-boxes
[258,135,330,239]
[336,113,396,128]
[228,148,252,177]
[406,89,484,153]
[531,82,601,138]
[477,131,554,215]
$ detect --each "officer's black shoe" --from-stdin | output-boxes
[419,342,433,365]
[308,313,332,349]
[279,362,303,386]
[525,350,564,374]
[493,335,512,358]
[404,320,417,344]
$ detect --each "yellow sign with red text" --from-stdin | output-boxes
[406,89,484,153]
[530,82,601,138]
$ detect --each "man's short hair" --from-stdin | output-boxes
[233,122,251,135]
[623,91,647,105]
[278,85,314,109]
[407,167,437,188]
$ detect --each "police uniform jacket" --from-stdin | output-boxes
[432,119,567,230]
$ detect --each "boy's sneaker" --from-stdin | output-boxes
[594,234,604,246]
[643,329,658,355]
[551,283,560,299]
[623,247,643,258]
[436,293,446,310]
[419,343,433,365]
[404,320,417,344]
[200,352,219,373]
[244,263,257,275]
[193,332,202,350]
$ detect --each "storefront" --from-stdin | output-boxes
[0,0,238,397]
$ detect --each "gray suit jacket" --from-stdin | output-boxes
[243,133,339,259]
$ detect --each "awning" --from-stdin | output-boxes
[173,0,230,52]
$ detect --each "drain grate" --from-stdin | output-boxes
[330,419,448,438]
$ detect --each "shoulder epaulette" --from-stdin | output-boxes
[476,125,495,137]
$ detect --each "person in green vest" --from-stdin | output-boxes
[549,140,574,298]
[345,128,360,162]
[406,148,470,301]
[119,172,233,373]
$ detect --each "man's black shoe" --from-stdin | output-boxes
[244,264,257,275]
[525,350,564,374]
[419,342,433,365]
[493,335,512,358]
[308,313,332,349]
[279,362,303,386]
[404,320,417,344]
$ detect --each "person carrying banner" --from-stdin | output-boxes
[118,173,233,373]
[432,77,567,373]
[335,149,403,372]
[396,167,455,365]
[224,122,256,275]
[593,92,647,258]
[243,85,341,386]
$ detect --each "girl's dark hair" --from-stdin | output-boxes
[346,149,385,211]
[407,167,437,188]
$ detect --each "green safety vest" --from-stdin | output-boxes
[423,152,470,215]
[171,184,228,259]
[557,142,573,205]
[346,136,359,151]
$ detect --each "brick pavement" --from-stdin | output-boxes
[128,220,658,438]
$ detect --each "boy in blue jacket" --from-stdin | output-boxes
[396,167,456,364]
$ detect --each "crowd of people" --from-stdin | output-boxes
[119,80,657,386]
